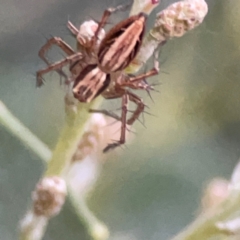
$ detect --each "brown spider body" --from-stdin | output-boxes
[97,13,147,73]
[36,5,159,152]
[73,65,109,103]
[72,10,148,104]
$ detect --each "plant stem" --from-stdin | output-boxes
[171,189,240,240]
[68,185,109,240]
[45,98,103,176]
[0,101,51,161]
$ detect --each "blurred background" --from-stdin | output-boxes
[1,0,240,239]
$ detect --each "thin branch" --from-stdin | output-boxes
[171,178,240,239]
[0,101,51,161]
[44,98,103,176]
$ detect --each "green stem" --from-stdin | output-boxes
[68,184,109,240]
[45,98,103,176]
[0,101,51,161]
[171,189,240,240]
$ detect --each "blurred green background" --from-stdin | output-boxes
[1,0,240,239]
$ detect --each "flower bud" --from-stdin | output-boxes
[151,0,208,41]
[201,178,229,212]
[71,114,107,162]
[20,177,67,240]
[217,217,240,236]
[77,20,105,48]
[32,176,67,217]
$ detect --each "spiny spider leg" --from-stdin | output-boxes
[129,52,159,84]
[126,91,145,125]
[89,109,121,121]
[67,21,79,36]
[90,3,131,48]
[102,51,160,151]
[97,90,145,152]
[38,37,75,65]
[37,37,76,85]
[103,93,128,153]
[36,52,83,87]
[129,68,158,84]
[89,91,144,126]
[93,62,157,121]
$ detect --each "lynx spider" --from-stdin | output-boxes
[36,5,160,152]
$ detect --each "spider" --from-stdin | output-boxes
[36,3,145,86]
[36,4,160,152]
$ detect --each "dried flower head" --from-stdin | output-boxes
[126,0,208,73]
[32,176,67,217]
[151,0,208,40]
[71,114,107,162]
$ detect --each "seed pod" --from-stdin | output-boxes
[98,12,147,73]
[73,64,110,103]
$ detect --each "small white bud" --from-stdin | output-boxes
[77,20,105,47]
[19,211,48,240]
[201,178,229,212]
[217,217,240,235]
[90,222,110,240]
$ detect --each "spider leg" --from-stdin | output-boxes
[129,51,160,84]
[103,93,128,153]
[90,3,131,48]
[67,21,79,36]
[38,37,76,82]
[117,51,159,93]
[38,37,75,65]
[89,109,121,121]
[90,90,145,126]
[36,52,83,87]
[120,52,160,125]
[89,86,124,121]
[126,91,145,125]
